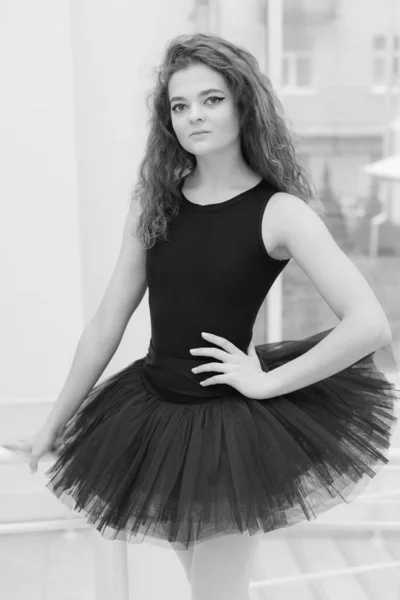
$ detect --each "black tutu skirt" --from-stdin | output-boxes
[44,327,400,551]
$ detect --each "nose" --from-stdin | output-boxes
[188,105,205,122]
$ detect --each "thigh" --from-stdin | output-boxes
[191,531,263,600]
[170,542,194,583]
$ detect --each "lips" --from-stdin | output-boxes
[190,131,210,136]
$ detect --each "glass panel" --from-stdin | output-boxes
[296,55,312,86]
[373,34,387,50]
[373,57,386,86]
[393,56,399,79]
[276,0,400,366]
[282,56,290,85]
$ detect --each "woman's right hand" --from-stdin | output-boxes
[1,427,61,474]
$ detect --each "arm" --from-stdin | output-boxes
[259,193,392,398]
[42,204,147,436]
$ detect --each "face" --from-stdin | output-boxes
[168,63,241,157]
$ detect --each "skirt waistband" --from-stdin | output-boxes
[141,340,238,404]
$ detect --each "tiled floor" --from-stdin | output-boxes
[0,529,399,600]
[0,529,95,600]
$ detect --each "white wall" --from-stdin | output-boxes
[0,1,83,401]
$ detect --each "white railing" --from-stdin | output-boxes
[0,447,399,599]
[251,558,400,591]
[369,211,389,258]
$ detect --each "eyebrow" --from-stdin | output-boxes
[169,88,225,103]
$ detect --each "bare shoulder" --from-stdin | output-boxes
[126,199,142,234]
[261,191,392,331]
[261,191,321,261]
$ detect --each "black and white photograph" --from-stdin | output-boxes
[1,1,400,599]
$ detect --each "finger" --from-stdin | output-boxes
[190,347,228,361]
[29,456,38,474]
[1,442,15,450]
[201,332,242,355]
[192,362,232,374]
[2,441,27,452]
[200,374,230,386]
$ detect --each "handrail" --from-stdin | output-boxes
[251,559,400,590]
[1,517,400,537]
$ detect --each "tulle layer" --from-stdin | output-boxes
[44,327,400,550]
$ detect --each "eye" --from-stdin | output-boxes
[171,103,185,113]
[206,95,224,105]
[171,96,224,113]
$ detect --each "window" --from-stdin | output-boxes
[371,34,400,92]
[282,51,313,91]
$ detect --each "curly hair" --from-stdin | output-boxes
[130,32,318,249]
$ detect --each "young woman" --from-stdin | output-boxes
[3,33,399,600]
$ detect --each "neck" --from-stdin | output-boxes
[188,145,254,189]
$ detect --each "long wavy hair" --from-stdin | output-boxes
[131,32,319,249]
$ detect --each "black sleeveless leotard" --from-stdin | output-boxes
[146,177,290,358]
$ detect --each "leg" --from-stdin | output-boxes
[191,530,263,600]
[170,542,195,584]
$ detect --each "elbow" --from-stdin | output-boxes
[377,324,392,346]
[344,311,392,347]
[369,317,392,347]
